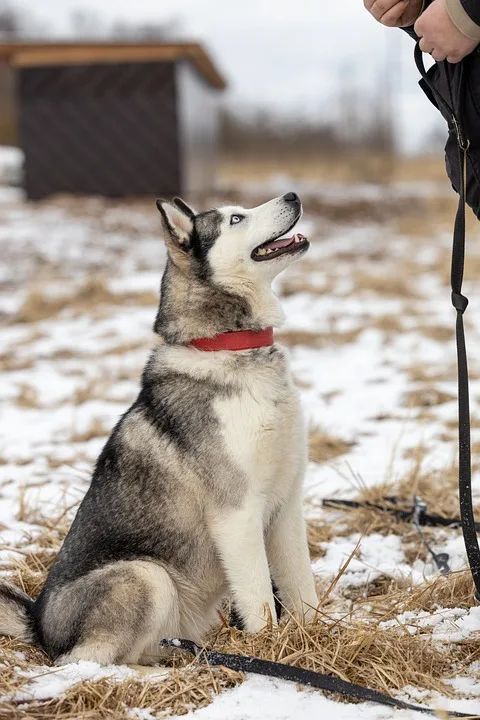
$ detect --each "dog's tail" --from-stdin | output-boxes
[0,582,35,643]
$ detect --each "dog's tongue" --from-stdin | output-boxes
[266,233,304,250]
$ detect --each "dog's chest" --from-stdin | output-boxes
[213,353,305,504]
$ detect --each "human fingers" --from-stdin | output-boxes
[419,36,434,52]
[379,1,411,26]
[367,0,407,21]
[431,48,447,60]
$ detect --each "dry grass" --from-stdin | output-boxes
[72,378,113,406]
[1,611,477,719]
[13,289,67,324]
[350,270,419,299]
[0,353,35,372]
[1,472,478,719]
[415,325,453,343]
[278,328,361,348]
[12,277,158,324]
[309,426,354,464]
[219,153,450,185]
[103,339,150,356]
[306,526,332,560]
[406,363,458,384]
[401,387,455,409]
[277,314,451,349]
[14,382,40,409]
[280,276,335,298]
[370,314,405,334]
[394,194,478,238]
[70,418,111,443]
[397,571,475,613]
[0,641,242,720]
[320,444,477,542]
[210,619,477,701]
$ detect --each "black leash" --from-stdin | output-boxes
[323,494,480,575]
[414,44,480,603]
[161,639,474,717]
[325,495,454,574]
[322,495,480,530]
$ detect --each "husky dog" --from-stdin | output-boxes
[0,192,318,665]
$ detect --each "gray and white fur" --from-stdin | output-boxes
[0,192,318,665]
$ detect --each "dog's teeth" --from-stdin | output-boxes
[266,248,274,254]
[256,248,267,256]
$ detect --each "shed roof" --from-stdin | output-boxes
[0,41,226,89]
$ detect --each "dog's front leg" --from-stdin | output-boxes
[266,488,318,622]
[209,502,277,633]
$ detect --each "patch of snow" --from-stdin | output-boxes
[186,675,427,719]
[129,708,157,720]
[313,533,413,587]
[7,661,135,702]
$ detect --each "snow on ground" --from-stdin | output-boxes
[9,661,137,702]
[0,179,479,717]
[186,675,422,720]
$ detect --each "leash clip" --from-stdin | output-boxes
[452,115,470,152]
[413,497,451,575]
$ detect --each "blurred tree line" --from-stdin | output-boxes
[220,105,395,160]
[0,3,178,40]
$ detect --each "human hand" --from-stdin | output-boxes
[414,0,479,62]
[364,0,424,27]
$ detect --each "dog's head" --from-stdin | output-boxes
[156,193,309,291]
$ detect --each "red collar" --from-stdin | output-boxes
[189,327,274,352]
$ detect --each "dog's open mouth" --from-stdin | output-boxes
[252,233,309,262]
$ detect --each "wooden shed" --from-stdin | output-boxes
[0,42,227,199]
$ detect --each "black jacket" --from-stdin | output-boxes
[405,1,480,217]
[461,0,480,26]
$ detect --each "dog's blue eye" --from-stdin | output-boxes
[230,214,244,225]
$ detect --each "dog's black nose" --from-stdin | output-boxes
[283,192,299,203]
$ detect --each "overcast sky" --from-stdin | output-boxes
[15,0,446,152]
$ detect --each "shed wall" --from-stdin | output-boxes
[18,61,180,199]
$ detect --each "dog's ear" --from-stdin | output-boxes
[156,199,194,256]
[173,197,196,220]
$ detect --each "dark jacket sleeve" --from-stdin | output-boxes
[460,0,480,28]
[402,0,480,218]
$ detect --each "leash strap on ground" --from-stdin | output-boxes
[161,639,472,717]
[322,494,480,575]
[322,496,480,529]
[414,44,480,603]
